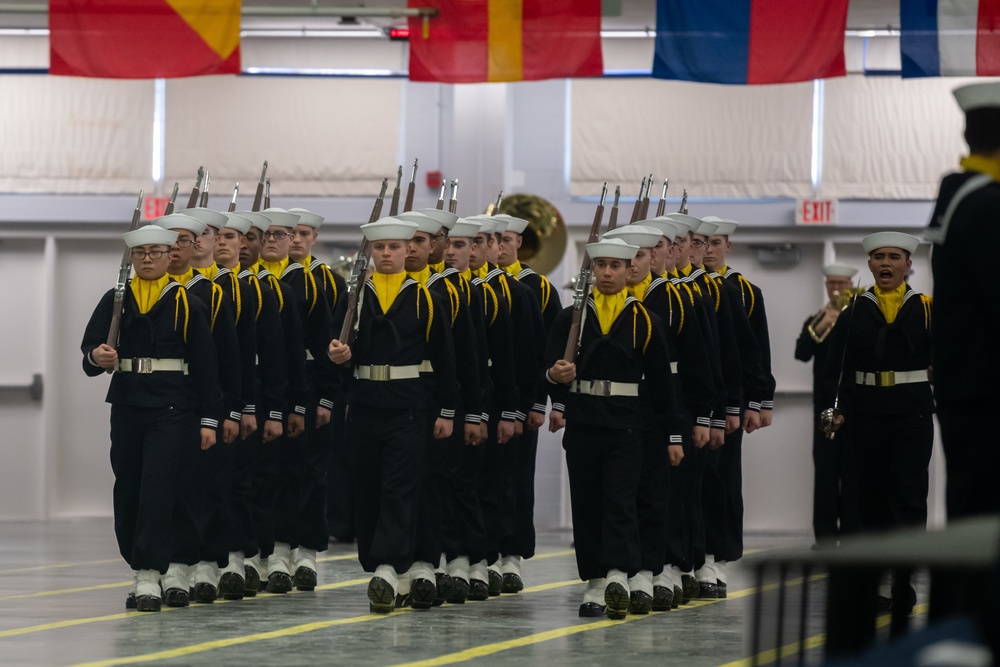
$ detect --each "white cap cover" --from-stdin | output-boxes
[494,214,528,235]
[822,262,858,278]
[702,216,738,236]
[861,232,921,255]
[183,208,227,230]
[693,219,719,236]
[288,207,323,228]
[471,216,499,235]
[261,207,300,228]
[235,211,271,232]
[222,212,252,235]
[395,211,443,235]
[603,225,662,249]
[450,218,482,238]
[124,226,178,248]
[586,237,639,261]
[954,82,1000,111]
[361,216,419,242]
[642,217,680,240]
[661,213,702,235]
[417,209,459,230]
[154,213,206,236]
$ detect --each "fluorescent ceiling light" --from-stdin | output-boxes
[240,28,385,38]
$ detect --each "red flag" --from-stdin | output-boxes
[49,0,241,79]
[408,0,603,83]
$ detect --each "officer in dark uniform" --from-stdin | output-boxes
[82,225,221,612]
[546,237,678,620]
[328,216,459,614]
[794,262,862,546]
[928,81,1000,519]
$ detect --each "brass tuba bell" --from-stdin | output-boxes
[807,287,865,343]
[487,193,567,275]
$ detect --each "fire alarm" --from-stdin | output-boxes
[426,171,442,188]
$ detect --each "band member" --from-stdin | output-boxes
[794,263,862,546]
[82,225,220,612]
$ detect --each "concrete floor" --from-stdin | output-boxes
[0,521,825,667]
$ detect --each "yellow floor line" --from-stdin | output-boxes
[1,581,131,601]
[0,559,120,575]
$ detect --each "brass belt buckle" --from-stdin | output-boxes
[369,365,391,381]
[878,370,895,387]
[132,358,154,374]
[591,380,611,397]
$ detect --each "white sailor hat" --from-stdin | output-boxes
[693,219,719,236]
[661,213,702,236]
[395,211,442,235]
[822,262,858,278]
[361,216,419,242]
[154,213,206,236]
[222,212,252,235]
[261,207,301,229]
[603,225,662,249]
[469,216,499,235]
[288,207,324,229]
[183,208,227,230]
[235,211,271,233]
[642,217,681,240]
[954,82,1000,111]
[586,237,639,261]
[124,225,177,248]
[417,209,459,230]
[861,232,921,255]
[702,216,739,236]
[494,214,529,235]
[450,218,482,238]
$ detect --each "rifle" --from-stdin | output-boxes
[252,161,268,212]
[448,179,458,215]
[228,183,239,213]
[186,167,205,209]
[563,183,607,362]
[264,178,271,210]
[606,185,621,232]
[403,159,418,213]
[491,190,503,215]
[435,181,446,211]
[655,179,669,217]
[107,191,145,358]
[629,176,646,223]
[338,178,389,345]
[679,188,688,214]
[163,182,180,215]
[199,171,211,208]
[388,165,403,216]
[640,173,653,219]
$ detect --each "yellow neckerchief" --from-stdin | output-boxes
[130,274,171,314]
[473,264,489,281]
[169,267,195,285]
[430,261,446,274]
[593,289,628,334]
[669,269,679,279]
[628,272,653,301]
[194,263,220,281]
[503,259,523,278]
[244,262,260,275]
[717,264,729,275]
[460,268,473,282]
[259,257,290,278]
[678,264,693,276]
[874,283,906,323]
[961,155,1000,182]
[407,265,432,286]
[372,271,406,313]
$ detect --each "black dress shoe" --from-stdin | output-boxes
[468,579,489,601]
[125,593,137,610]
[163,588,189,608]
[219,572,246,600]
[368,577,395,614]
[876,595,893,613]
[698,581,719,599]
[447,578,469,604]
[487,570,503,597]
[652,585,673,612]
[672,585,682,609]
[410,577,437,610]
[501,573,523,594]
[681,575,699,604]
[192,582,217,603]
[604,581,629,620]
[266,572,293,594]
[395,593,411,608]
[135,595,161,612]
[294,566,317,592]
[628,590,653,615]
[243,565,260,597]
[578,602,606,618]
[716,580,728,598]
[433,572,454,607]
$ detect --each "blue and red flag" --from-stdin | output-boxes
[652,0,848,84]
[901,0,1000,77]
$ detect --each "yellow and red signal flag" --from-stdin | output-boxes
[49,0,241,78]
[407,0,603,83]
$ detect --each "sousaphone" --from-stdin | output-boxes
[486,193,567,275]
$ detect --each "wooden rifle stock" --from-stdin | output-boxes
[629,177,646,223]
[403,159,418,212]
[186,167,204,209]
[252,161,268,212]
[563,183,607,362]
[338,178,389,345]
[107,191,145,356]
[606,186,621,232]
[198,171,211,208]
[388,165,402,216]
[655,179,668,217]
[164,182,179,215]
[228,183,239,212]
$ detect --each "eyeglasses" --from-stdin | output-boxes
[690,239,706,248]
[130,249,167,260]
[173,238,194,248]
[263,230,289,240]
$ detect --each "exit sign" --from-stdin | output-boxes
[143,196,171,220]
[796,199,838,226]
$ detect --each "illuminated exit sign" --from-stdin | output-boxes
[796,199,838,226]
